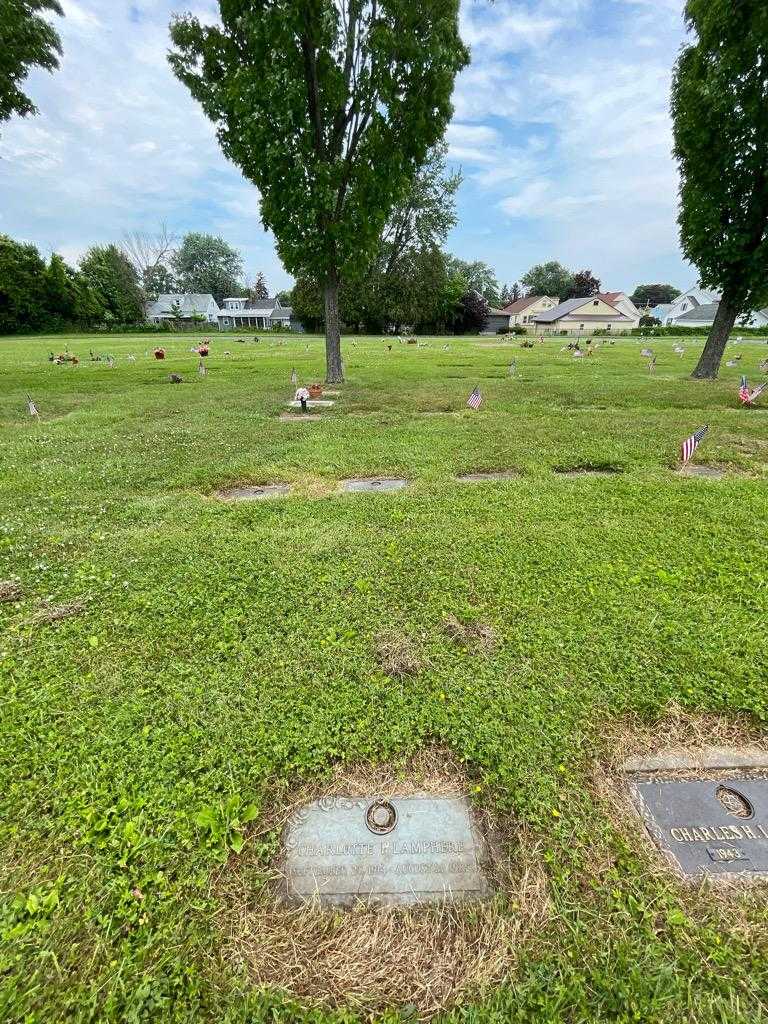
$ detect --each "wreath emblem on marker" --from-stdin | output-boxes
[715,785,754,820]
[365,799,397,835]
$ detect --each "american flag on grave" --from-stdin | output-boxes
[680,425,708,464]
[641,347,654,358]
[739,375,751,403]
[467,386,483,410]
[743,381,767,405]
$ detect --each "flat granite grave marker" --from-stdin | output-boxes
[341,477,409,493]
[629,775,768,879]
[456,471,519,483]
[283,795,491,906]
[679,464,725,479]
[217,484,291,501]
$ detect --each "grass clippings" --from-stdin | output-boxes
[0,581,23,603]
[216,750,549,1018]
[442,614,498,653]
[374,631,422,679]
[28,598,88,626]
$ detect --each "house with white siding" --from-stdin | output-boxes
[147,293,220,324]
[217,296,293,330]
[533,295,635,334]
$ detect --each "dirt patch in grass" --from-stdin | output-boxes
[374,631,423,679]
[215,749,549,1018]
[28,598,88,625]
[443,614,498,653]
[0,581,23,603]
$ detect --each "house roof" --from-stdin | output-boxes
[676,302,720,323]
[488,307,511,316]
[600,291,622,303]
[534,296,625,323]
[502,295,540,315]
[148,293,216,316]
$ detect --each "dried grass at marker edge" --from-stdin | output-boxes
[214,749,550,1018]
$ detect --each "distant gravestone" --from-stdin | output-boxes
[283,795,491,906]
[629,776,768,879]
[679,465,725,479]
[217,484,291,501]
[456,471,519,483]
[341,478,408,493]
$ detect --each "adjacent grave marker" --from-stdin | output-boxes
[341,478,409,493]
[216,484,291,501]
[679,464,725,479]
[283,795,492,906]
[456,471,520,483]
[629,775,768,879]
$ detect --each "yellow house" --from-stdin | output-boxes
[502,295,559,328]
[533,296,635,334]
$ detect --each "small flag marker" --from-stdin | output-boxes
[467,386,483,410]
[680,425,708,465]
[26,394,39,419]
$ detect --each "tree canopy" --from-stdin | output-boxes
[444,257,500,306]
[521,261,573,301]
[672,0,768,378]
[169,0,468,381]
[629,283,681,308]
[170,233,244,304]
[1,0,63,128]
[564,269,601,300]
[79,245,146,324]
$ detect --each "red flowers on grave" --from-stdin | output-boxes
[153,348,166,360]
[197,344,210,357]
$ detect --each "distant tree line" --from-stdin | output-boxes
[0,231,274,334]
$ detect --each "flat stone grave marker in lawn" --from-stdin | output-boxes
[216,484,291,501]
[554,465,622,478]
[280,413,322,422]
[628,773,768,879]
[288,399,335,408]
[283,795,492,907]
[679,464,726,479]
[341,477,409,493]
[456,471,520,483]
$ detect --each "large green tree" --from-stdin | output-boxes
[672,0,768,379]
[171,233,244,305]
[169,1,468,383]
[444,257,500,306]
[521,261,573,301]
[629,283,681,308]
[79,245,145,324]
[564,268,600,300]
[0,234,48,333]
[1,0,63,129]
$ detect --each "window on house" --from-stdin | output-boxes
[580,324,585,330]
[593,300,599,306]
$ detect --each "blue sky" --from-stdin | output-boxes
[0,0,692,295]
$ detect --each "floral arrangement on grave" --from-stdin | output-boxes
[197,344,209,357]
[308,383,323,398]
[153,348,166,360]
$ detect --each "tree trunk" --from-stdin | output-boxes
[324,270,343,383]
[691,291,739,379]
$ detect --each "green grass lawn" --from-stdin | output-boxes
[1,331,767,1023]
